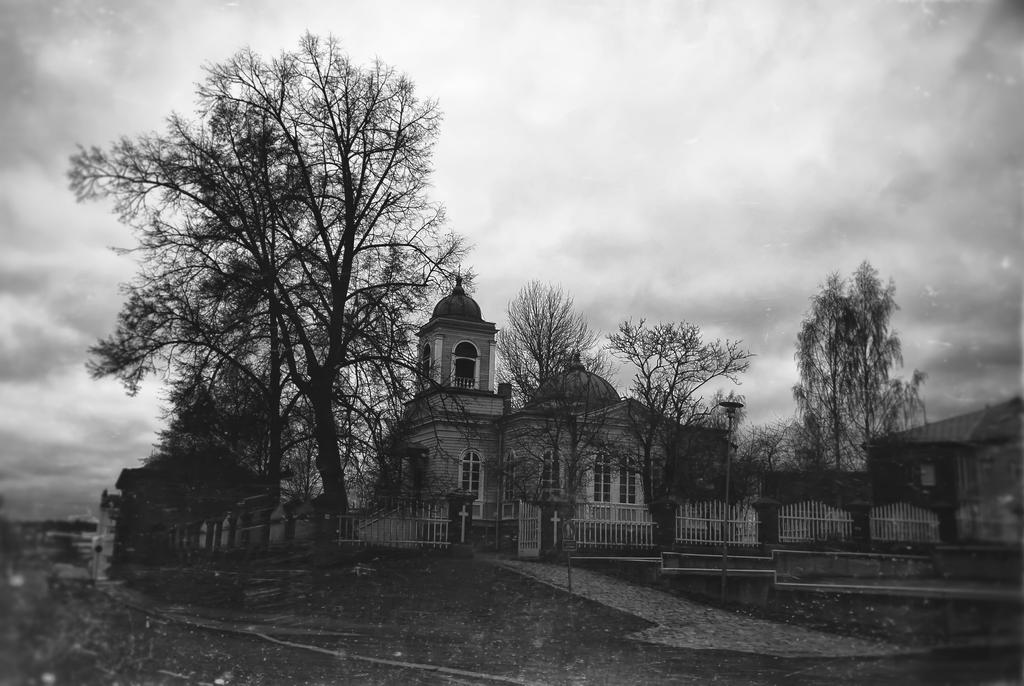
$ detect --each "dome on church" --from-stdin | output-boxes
[431,276,483,321]
[532,354,619,409]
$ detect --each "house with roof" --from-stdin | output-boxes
[111,462,275,562]
[867,397,1022,544]
[395,279,686,545]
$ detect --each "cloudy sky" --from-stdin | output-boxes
[1,0,1020,519]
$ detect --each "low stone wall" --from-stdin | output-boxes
[665,571,774,607]
[773,549,936,581]
[932,545,1022,582]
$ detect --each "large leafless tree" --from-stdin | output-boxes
[608,319,752,508]
[495,280,607,408]
[69,35,466,510]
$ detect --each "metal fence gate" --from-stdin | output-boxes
[517,501,541,558]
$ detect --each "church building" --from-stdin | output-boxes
[397,278,658,543]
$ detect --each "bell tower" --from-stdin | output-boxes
[418,277,497,393]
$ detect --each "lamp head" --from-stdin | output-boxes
[718,400,744,416]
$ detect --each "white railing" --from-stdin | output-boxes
[451,376,476,389]
[575,502,647,522]
[779,501,852,543]
[675,501,758,546]
[871,502,939,543]
[518,501,541,558]
[572,502,655,549]
[339,501,449,549]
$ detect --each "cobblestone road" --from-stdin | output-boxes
[490,557,906,658]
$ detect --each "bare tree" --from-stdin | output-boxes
[794,261,926,469]
[735,418,799,474]
[495,281,608,407]
[70,35,466,511]
[608,319,752,509]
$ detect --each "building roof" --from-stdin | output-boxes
[530,354,620,410]
[888,397,1021,445]
[430,276,483,322]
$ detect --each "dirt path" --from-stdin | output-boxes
[490,557,906,658]
[14,554,1019,685]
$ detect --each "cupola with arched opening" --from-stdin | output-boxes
[418,276,497,393]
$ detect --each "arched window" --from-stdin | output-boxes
[420,343,432,382]
[460,450,482,499]
[452,341,478,389]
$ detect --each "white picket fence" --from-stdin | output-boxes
[572,502,655,549]
[779,501,852,542]
[871,502,939,543]
[675,501,759,546]
[338,501,449,549]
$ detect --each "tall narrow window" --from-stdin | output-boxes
[453,342,478,389]
[503,450,517,502]
[619,467,638,504]
[541,451,560,495]
[420,344,432,380]
[594,454,612,502]
[649,452,661,499]
[460,450,482,499]
[919,463,936,488]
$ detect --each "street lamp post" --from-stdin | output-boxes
[718,400,744,604]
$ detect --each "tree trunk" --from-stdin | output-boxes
[266,311,283,501]
[308,372,349,513]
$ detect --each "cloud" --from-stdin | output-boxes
[0,0,1019,518]
[0,368,161,519]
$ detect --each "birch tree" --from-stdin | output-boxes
[793,261,926,469]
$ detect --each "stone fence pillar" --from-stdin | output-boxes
[650,499,677,549]
[752,497,780,545]
[846,501,872,549]
[933,503,958,543]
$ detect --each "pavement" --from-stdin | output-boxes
[487,556,912,658]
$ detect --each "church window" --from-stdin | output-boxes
[594,453,612,502]
[541,450,560,495]
[460,450,482,499]
[619,467,638,504]
[649,452,661,497]
[420,343,432,382]
[919,463,936,488]
[453,341,478,389]
[503,450,517,502]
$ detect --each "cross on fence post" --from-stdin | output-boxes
[459,504,469,544]
[550,510,561,547]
